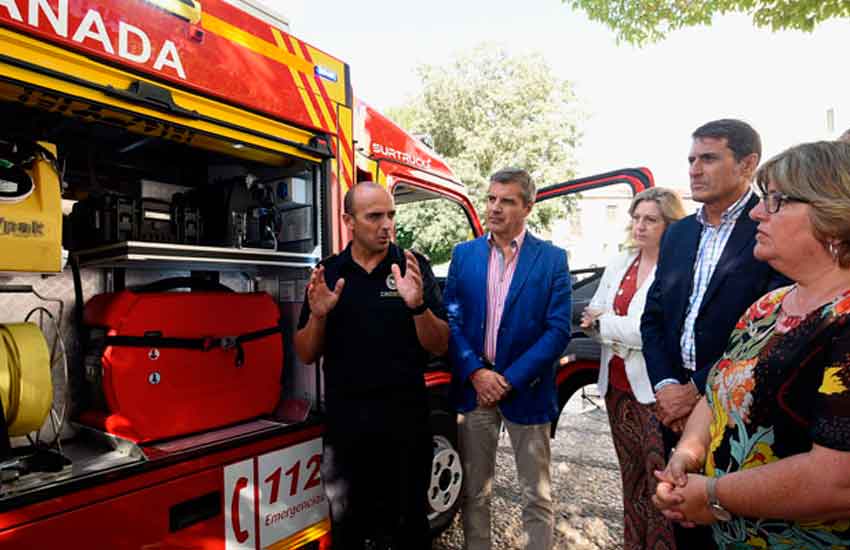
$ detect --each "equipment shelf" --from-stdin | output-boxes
[72,241,319,271]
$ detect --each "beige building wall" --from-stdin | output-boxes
[542,184,697,269]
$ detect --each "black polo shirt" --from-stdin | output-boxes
[298,243,447,427]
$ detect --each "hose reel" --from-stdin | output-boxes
[0,286,68,459]
[0,287,71,484]
[0,323,53,436]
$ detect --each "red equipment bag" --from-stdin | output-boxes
[79,278,284,443]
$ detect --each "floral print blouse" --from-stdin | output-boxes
[706,285,850,549]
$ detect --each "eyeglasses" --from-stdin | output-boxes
[759,191,810,214]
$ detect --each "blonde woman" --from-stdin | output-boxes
[581,187,686,550]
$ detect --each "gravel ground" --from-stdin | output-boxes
[432,388,624,549]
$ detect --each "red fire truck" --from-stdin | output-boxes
[0,0,653,547]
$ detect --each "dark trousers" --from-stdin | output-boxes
[322,425,432,550]
[661,425,716,550]
[606,386,676,550]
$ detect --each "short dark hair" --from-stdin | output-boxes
[692,119,762,163]
[489,167,535,205]
[343,181,385,215]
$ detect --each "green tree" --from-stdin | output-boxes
[388,44,582,264]
[394,199,471,268]
[567,0,850,46]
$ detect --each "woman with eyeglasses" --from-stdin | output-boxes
[653,140,850,549]
[580,187,686,550]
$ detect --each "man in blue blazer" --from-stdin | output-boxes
[444,168,571,550]
[641,119,788,549]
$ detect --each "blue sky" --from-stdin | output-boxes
[263,0,850,190]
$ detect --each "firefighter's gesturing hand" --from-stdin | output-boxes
[392,250,424,311]
[308,265,344,319]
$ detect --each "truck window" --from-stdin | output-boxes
[392,183,475,277]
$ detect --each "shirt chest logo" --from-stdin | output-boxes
[381,273,401,298]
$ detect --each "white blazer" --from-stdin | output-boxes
[587,250,656,404]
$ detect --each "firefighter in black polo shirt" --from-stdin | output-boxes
[294,181,449,550]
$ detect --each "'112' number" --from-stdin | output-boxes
[264,454,321,504]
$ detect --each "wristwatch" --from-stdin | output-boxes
[706,477,732,521]
[409,302,428,316]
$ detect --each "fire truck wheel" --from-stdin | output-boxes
[428,405,463,536]
[550,367,599,437]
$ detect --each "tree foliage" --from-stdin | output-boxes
[567,0,850,46]
[394,199,472,269]
[388,45,582,264]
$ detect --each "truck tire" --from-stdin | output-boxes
[427,403,463,536]
[551,367,600,437]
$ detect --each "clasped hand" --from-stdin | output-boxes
[652,452,715,526]
[579,305,602,330]
[472,368,510,407]
[655,382,699,432]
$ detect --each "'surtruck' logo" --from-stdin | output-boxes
[371,143,433,170]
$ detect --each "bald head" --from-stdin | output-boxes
[342,181,395,255]
[343,181,390,216]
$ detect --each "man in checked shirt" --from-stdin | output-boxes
[641,119,789,549]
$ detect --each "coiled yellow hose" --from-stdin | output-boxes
[0,323,52,436]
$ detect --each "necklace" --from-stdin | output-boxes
[783,281,850,317]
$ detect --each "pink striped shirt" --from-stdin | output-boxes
[484,229,527,364]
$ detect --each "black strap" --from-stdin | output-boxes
[101,323,284,367]
[231,325,286,367]
[236,325,284,345]
[103,334,209,350]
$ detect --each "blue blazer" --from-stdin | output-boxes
[641,194,790,392]
[444,233,572,425]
